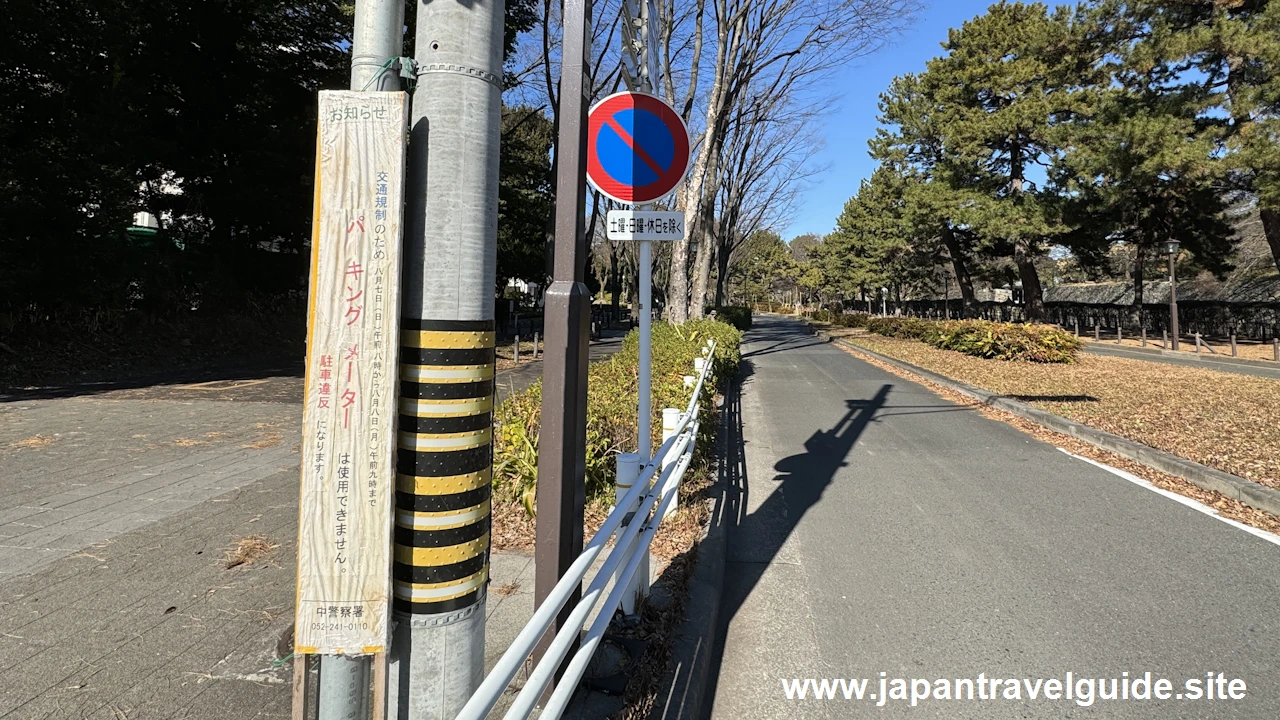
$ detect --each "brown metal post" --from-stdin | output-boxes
[533,0,591,670]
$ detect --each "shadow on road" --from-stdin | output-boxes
[701,371,890,714]
[740,321,827,360]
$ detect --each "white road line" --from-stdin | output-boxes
[1058,448,1280,548]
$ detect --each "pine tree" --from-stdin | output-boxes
[1112,0,1280,274]
[921,1,1101,320]
[870,73,984,315]
[1054,7,1235,313]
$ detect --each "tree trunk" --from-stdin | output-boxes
[609,242,620,323]
[1260,208,1280,276]
[714,243,730,307]
[689,147,721,319]
[940,226,977,317]
[1014,240,1044,322]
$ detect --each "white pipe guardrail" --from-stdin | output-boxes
[457,339,717,720]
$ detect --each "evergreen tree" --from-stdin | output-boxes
[1109,0,1280,274]
[1054,20,1235,311]
[921,1,1101,320]
[871,72,986,315]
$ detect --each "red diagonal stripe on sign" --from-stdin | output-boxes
[603,115,666,179]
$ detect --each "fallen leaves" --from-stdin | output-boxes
[243,431,284,449]
[833,340,1280,537]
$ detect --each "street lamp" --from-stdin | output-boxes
[1164,239,1180,351]
[881,286,888,316]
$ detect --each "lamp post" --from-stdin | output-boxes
[881,286,888,316]
[1164,239,1180,351]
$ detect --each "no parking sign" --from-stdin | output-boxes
[586,91,691,205]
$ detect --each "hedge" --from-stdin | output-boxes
[708,305,752,331]
[865,317,1082,363]
[805,309,870,328]
[493,318,744,515]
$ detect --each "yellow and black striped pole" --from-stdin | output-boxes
[394,319,494,615]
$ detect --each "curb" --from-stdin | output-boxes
[812,328,1280,519]
[648,377,735,720]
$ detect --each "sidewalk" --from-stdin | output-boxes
[0,330,631,719]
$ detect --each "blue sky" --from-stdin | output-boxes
[786,0,995,239]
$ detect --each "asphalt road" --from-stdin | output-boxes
[707,315,1280,719]
[1083,342,1280,381]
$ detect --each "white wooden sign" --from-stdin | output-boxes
[294,91,407,655]
[606,209,686,241]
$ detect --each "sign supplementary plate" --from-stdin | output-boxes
[606,209,685,241]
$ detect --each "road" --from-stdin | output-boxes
[1083,342,1280,381]
[708,315,1280,719]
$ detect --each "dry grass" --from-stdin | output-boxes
[491,581,520,597]
[9,434,55,450]
[222,535,279,569]
[835,342,1280,536]
[169,437,207,448]
[838,333,1280,490]
[243,431,284,450]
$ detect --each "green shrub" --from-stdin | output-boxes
[805,309,869,329]
[493,319,743,514]
[865,316,933,340]
[708,305,752,331]
[865,317,1082,363]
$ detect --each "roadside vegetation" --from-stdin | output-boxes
[494,318,743,520]
[809,311,1083,363]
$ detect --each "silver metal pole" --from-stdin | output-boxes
[319,655,370,720]
[351,0,405,92]
[388,0,504,717]
[639,239,653,460]
[314,3,405,718]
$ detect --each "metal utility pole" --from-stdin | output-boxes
[535,0,592,666]
[351,0,404,92]
[387,0,503,716]
[1165,239,1180,352]
[314,3,405,719]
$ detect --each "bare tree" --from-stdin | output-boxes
[664,0,918,322]
[713,100,823,305]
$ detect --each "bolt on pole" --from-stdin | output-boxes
[386,0,504,716]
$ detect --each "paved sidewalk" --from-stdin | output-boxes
[0,329,632,719]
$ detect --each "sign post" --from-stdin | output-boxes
[585,90,691,462]
[295,91,407,663]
